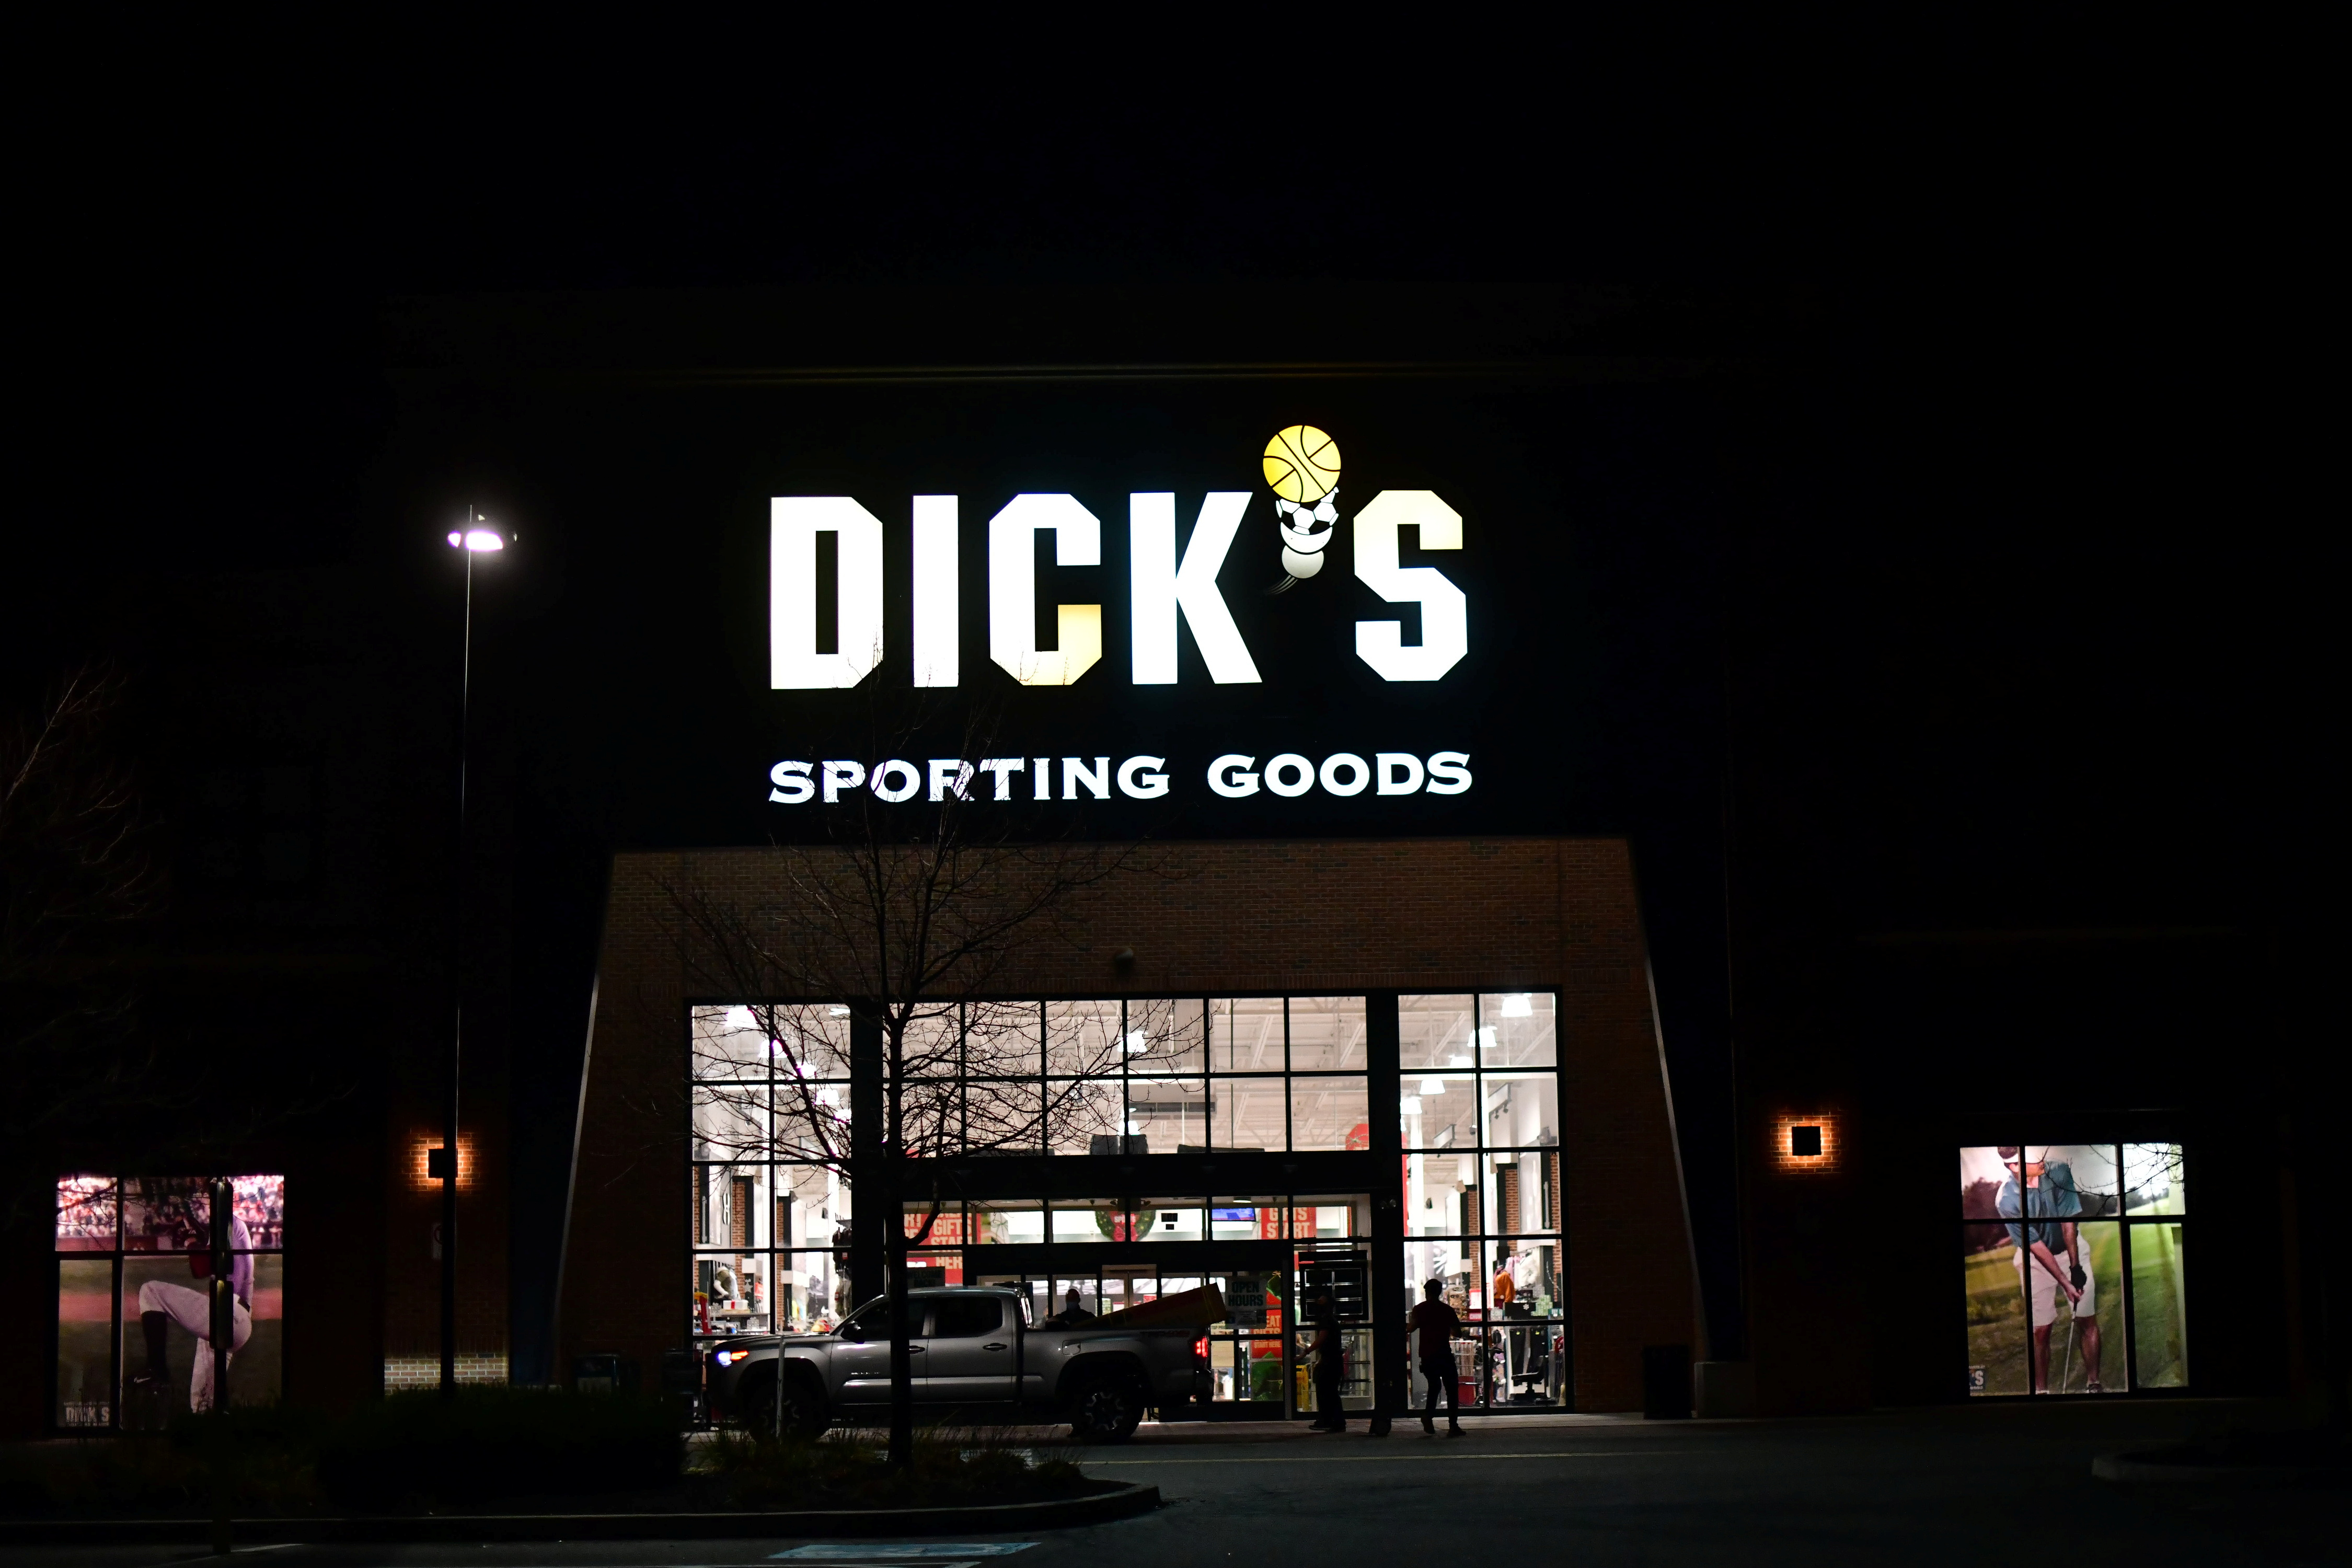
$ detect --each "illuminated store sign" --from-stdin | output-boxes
[768,750,1473,805]
[769,426,1467,692]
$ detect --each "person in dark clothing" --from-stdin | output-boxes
[1306,1291,1347,1432]
[1406,1279,1466,1436]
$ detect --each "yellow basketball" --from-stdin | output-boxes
[1262,424,1342,504]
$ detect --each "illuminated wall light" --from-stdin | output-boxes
[1772,1113,1841,1175]
[410,1131,481,1192]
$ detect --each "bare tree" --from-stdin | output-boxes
[0,666,161,1230]
[659,705,1176,1466]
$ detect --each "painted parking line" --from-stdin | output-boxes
[1082,1450,1674,1465]
[772,1547,1035,1559]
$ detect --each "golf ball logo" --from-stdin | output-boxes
[1263,424,1342,592]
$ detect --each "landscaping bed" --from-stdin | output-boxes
[0,1390,1101,1520]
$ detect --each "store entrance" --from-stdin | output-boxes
[964,1238,1373,1420]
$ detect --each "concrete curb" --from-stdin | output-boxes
[0,1481,1162,1543]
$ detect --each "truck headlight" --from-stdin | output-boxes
[713,1348,741,1367]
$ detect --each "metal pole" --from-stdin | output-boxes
[209,1175,232,1553]
[442,509,475,1398]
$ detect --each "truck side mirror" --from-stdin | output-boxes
[839,1320,863,1343]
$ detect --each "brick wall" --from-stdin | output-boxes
[560,836,1697,1412]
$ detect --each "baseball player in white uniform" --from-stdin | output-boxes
[129,1214,253,1412]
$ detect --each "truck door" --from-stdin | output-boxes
[919,1294,1017,1405]
[829,1297,904,1407]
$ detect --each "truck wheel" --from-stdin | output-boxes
[1068,1371,1145,1443]
[743,1368,829,1439]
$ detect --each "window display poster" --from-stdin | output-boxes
[1958,1145,2185,1396]
[54,1174,285,1428]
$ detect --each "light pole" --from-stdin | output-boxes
[440,509,506,1397]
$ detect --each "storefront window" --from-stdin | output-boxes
[54,1174,285,1429]
[1400,993,1564,1410]
[683,991,1517,1419]
[1958,1143,2188,1396]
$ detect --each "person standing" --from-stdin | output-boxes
[1407,1279,1466,1437]
[1305,1290,1347,1432]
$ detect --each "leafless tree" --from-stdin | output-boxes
[0,666,162,1230]
[658,702,1178,1466]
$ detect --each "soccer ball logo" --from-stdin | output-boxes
[1263,424,1342,593]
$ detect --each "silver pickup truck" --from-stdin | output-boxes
[705,1286,1208,1442]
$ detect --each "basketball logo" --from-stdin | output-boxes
[1263,425,1343,592]
[1263,425,1342,504]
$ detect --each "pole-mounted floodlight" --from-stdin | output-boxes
[436,505,508,1397]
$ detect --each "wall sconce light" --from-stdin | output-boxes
[1773,1113,1840,1174]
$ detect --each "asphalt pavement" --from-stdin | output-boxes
[4,1402,2342,1568]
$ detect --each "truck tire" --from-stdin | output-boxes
[1068,1368,1146,1443]
[742,1364,829,1439]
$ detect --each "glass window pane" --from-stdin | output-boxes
[1288,997,1367,1070]
[1483,1152,1557,1236]
[1050,1205,1127,1243]
[961,1078,1044,1155]
[1411,1152,1478,1236]
[2048,1144,2122,1216]
[766,1005,854,1081]
[2124,1144,2187,1215]
[907,1247,963,1287]
[1047,1276,1106,1319]
[1399,994,1475,1072]
[901,1008,962,1078]
[969,1201,1047,1245]
[1212,998,1286,1072]
[1139,1205,1204,1241]
[1211,1200,1284,1240]
[1044,999,1122,1076]
[1214,1078,1287,1151]
[1403,1070,1476,1152]
[693,1252,773,1336]
[2129,1220,2189,1389]
[1962,1222,2027,1396]
[895,1074,964,1157]
[692,1083,769,1160]
[1128,1077,1207,1152]
[1289,1076,1370,1152]
[1126,998,1206,1075]
[1046,1078,1122,1156]
[1481,1073,1559,1151]
[775,1164,850,1256]
[1500,1237,1563,1316]
[904,1201,963,1249]
[964,1001,1042,1079]
[57,1177,116,1251]
[1478,993,1557,1068]
[772,1082,850,1162]
[691,1005,773,1081]
[778,1248,851,1330]
[122,1178,207,1252]
[2048,1220,2124,1395]
[691,1163,774,1250]
[56,1259,112,1428]
[230,1177,284,1250]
